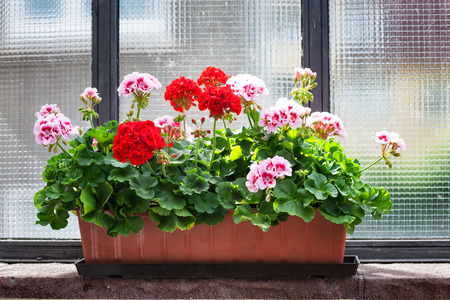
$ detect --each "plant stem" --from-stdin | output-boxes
[359,156,384,173]
[183,107,187,139]
[208,119,217,171]
[146,161,156,176]
[247,113,254,129]
[222,119,231,149]
[161,163,167,178]
[135,104,141,120]
[89,115,95,129]
[56,141,76,162]
[194,136,200,168]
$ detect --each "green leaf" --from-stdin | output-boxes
[334,177,351,196]
[229,145,244,161]
[360,187,392,220]
[196,209,227,226]
[34,190,46,208]
[62,168,82,184]
[129,174,158,200]
[80,182,112,221]
[180,174,209,195]
[108,166,139,182]
[273,179,298,199]
[148,210,195,232]
[45,183,76,203]
[156,181,186,210]
[304,172,338,200]
[75,145,93,166]
[273,195,315,222]
[233,204,272,232]
[104,152,128,168]
[50,208,69,230]
[79,165,105,187]
[127,215,144,234]
[318,207,356,225]
[215,182,239,209]
[188,193,219,214]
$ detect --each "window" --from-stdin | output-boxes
[0,0,91,239]
[0,0,448,261]
[119,0,303,128]
[329,1,450,239]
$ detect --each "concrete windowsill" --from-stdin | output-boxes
[0,263,449,299]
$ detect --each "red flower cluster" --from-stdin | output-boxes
[164,77,202,113]
[197,66,230,87]
[198,85,242,119]
[113,120,166,166]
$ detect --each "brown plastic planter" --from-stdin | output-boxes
[77,209,346,264]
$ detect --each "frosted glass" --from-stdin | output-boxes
[329,1,450,238]
[0,0,91,238]
[119,0,302,129]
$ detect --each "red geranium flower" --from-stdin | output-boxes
[113,120,166,165]
[197,67,230,87]
[164,77,202,113]
[198,85,242,119]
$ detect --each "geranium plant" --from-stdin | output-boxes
[34,67,405,237]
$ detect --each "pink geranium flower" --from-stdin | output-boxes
[33,105,78,146]
[307,111,347,140]
[227,74,269,102]
[117,72,162,97]
[34,104,61,118]
[258,98,311,133]
[245,157,292,193]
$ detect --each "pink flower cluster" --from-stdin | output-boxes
[258,98,311,133]
[306,112,348,140]
[293,67,317,82]
[33,104,79,146]
[226,74,269,102]
[80,87,101,103]
[375,130,406,150]
[117,72,162,97]
[246,156,292,193]
[154,115,193,141]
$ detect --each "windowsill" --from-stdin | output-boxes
[0,263,449,299]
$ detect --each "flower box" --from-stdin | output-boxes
[34,67,403,277]
[77,209,346,264]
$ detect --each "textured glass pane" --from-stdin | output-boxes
[329,1,450,238]
[119,0,302,128]
[0,0,91,238]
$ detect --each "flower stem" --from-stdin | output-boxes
[194,136,200,168]
[183,107,187,139]
[360,156,384,173]
[146,161,156,176]
[56,141,76,162]
[222,119,231,149]
[247,113,254,130]
[135,105,141,120]
[161,163,167,178]
[89,115,95,129]
[208,119,217,171]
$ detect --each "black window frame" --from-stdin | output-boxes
[0,0,448,263]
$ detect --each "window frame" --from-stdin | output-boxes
[0,0,448,263]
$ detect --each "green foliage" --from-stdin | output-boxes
[35,84,394,237]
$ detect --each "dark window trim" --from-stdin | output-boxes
[92,0,120,125]
[302,0,329,112]
[0,240,449,263]
[1,0,448,263]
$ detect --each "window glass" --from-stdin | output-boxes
[0,0,91,238]
[119,0,302,129]
[329,1,450,238]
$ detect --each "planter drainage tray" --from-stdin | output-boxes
[75,255,359,278]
